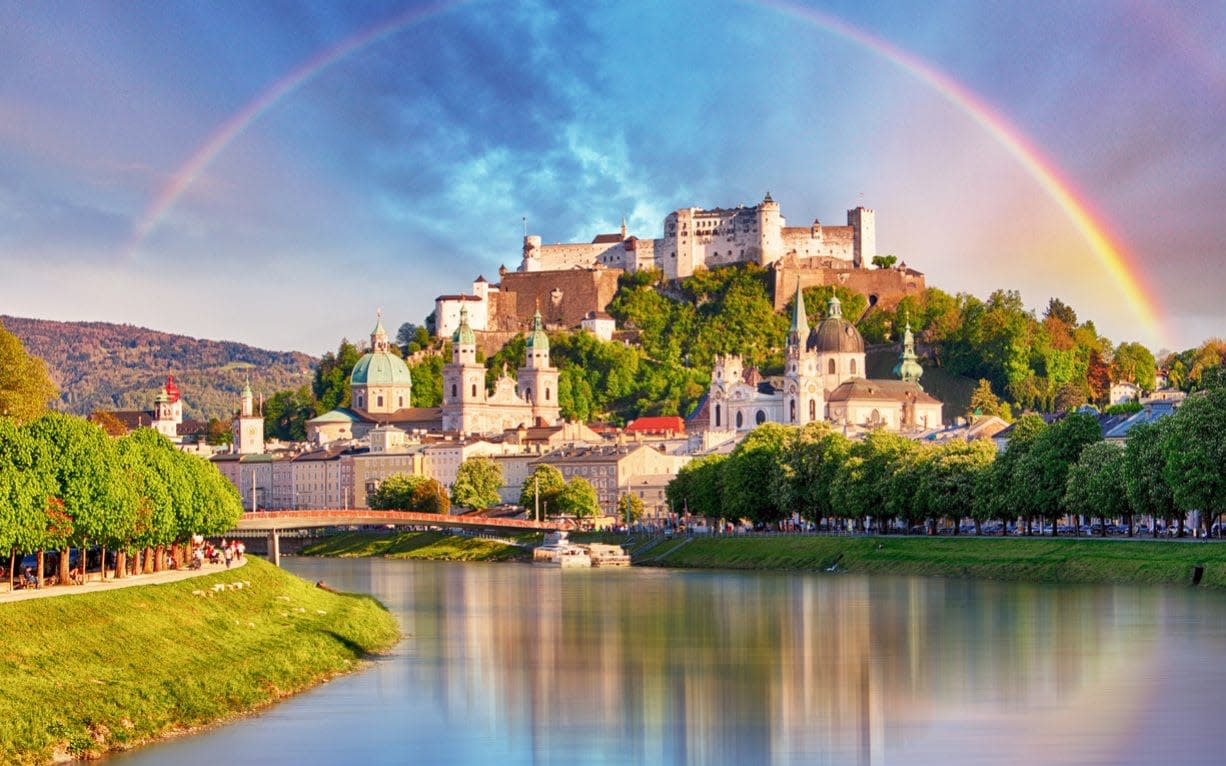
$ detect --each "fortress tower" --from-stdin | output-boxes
[847,206,875,268]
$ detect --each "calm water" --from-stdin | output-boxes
[103,557,1226,765]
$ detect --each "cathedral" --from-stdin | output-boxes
[705,285,942,434]
[306,309,561,444]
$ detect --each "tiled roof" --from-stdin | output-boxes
[625,416,685,433]
[827,379,941,405]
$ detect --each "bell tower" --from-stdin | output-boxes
[516,310,560,425]
[442,305,486,433]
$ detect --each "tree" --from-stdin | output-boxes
[411,479,451,515]
[1017,412,1102,534]
[205,418,233,446]
[969,379,1004,419]
[519,464,565,514]
[263,385,314,441]
[919,440,996,534]
[871,255,898,269]
[556,477,601,519]
[312,339,362,413]
[1044,298,1078,326]
[0,321,57,424]
[397,322,430,355]
[1064,441,1129,536]
[1163,384,1226,536]
[723,423,791,524]
[451,457,503,510]
[0,419,53,586]
[369,473,426,510]
[618,493,644,524]
[667,454,726,520]
[1112,342,1157,392]
[770,422,850,523]
[1123,419,1177,537]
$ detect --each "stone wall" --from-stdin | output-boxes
[493,267,623,331]
[772,259,926,314]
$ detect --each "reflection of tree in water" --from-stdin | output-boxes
[400,565,1160,763]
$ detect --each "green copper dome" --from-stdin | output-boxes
[350,351,412,387]
[526,310,549,351]
[452,305,476,346]
[893,322,924,386]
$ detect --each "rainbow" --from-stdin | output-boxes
[123,0,463,259]
[760,0,1165,342]
[127,0,1165,343]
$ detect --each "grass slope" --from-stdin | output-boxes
[0,558,399,765]
[655,535,1226,587]
[302,531,530,562]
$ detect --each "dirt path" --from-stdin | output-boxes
[0,556,249,604]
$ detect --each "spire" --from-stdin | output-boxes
[371,309,389,352]
[893,318,923,386]
[526,309,549,351]
[791,283,809,335]
[452,304,476,346]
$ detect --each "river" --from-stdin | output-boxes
[102,557,1226,765]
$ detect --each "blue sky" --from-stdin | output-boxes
[1,0,1222,355]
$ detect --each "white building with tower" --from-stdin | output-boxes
[232,378,264,455]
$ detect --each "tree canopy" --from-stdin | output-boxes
[0,321,57,424]
[450,457,503,510]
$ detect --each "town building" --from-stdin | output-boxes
[533,443,687,516]
[99,374,208,452]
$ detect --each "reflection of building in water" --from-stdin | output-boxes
[393,564,1148,764]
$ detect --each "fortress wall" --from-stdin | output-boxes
[532,243,619,271]
[495,268,623,330]
[772,263,926,313]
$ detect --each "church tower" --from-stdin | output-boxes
[784,284,823,425]
[893,321,924,387]
[517,310,560,425]
[233,379,265,455]
[152,385,179,440]
[442,305,487,433]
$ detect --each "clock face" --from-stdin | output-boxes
[808,384,817,393]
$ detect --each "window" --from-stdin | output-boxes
[850,359,857,375]
[471,383,477,397]
[714,404,721,427]
[398,396,404,408]
[451,384,457,398]
[377,395,384,408]
[545,387,551,401]
[828,359,836,375]
[789,400,796,422]
[357,394,364,408]
[756,410,766,425]
[525,387,532,402]
[736,411,743,429]
[809,399,816,420]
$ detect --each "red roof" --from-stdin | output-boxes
[625,416,685,434]
[165,374,181,403]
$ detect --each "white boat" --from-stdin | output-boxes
[533,531,592,567]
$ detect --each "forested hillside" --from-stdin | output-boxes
[1,316,315,421]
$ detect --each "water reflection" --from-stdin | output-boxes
[103,559,1226,765]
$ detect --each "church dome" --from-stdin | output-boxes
[811,295,864,354]
[350,351,412,387]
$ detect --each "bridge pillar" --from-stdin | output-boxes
[267,529,281,567]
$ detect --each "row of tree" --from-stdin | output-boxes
[0,412,244,588]
[667,381,1225,536]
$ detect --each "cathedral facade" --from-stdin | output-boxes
[705,287,942,434]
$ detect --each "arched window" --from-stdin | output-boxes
[525,387,533,402]
[736,411,743,429]
[376,395,384,408]
[809,399,817,420]
[756,410,766,425]
[870,408,880,423]
[850,359,857,375]
[398,396,404,408]
[471,383,477,397]
[451,384,457,398]
[790,400,796,422]
[715,404,721,427]
[828,359,836,375]
[357,394,364,408]
[545,387,551,401]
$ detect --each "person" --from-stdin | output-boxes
[191,546,204,570]
[236,541,245,560]
[22,567,38,589]
[223,544,233,569]
[69,564,83,585]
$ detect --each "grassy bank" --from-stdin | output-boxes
[301,530,530,562]
[652,535,1226,587]
[0,557,399,765]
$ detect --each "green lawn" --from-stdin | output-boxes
[301,531,530,562]
[0,557,399,765]
[655,535,1226,587]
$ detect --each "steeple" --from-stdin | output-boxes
[371,309,389,353]
[788,282,809,351]
[826,294,842,320]
[893,320,924,386]
[526,309,549,352]
[241,377,254,417]
[452,304,476,347]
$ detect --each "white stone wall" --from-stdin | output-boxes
[435,296,488,339]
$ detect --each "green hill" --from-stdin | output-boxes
[1,316,315,422]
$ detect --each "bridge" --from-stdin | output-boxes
[232,510,561,566]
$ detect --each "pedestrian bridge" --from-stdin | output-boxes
[232,510,560,565]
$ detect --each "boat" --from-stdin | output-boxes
[533,531,591,567]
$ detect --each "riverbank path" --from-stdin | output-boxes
[0,557,248,604]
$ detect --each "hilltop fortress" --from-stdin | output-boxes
[522,192,875,279]
[435,194,924,341]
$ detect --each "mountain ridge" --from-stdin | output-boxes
[1,315,316,422]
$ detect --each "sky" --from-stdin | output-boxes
[1,0,1223,357]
